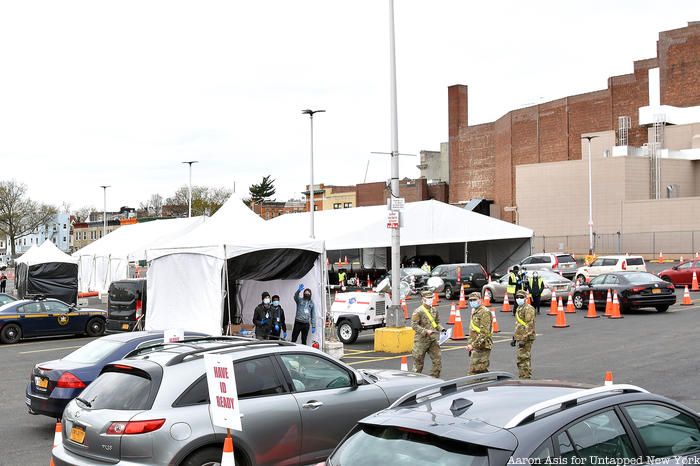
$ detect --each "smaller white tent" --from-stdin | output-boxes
[16,240,79,303]
[17,240,78,266]
[73,217,205,293]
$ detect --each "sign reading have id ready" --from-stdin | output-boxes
[204,353,242,431]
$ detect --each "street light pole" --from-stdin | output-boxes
[181,161,199,217]
[582,136,598,255]
[301,109,325,239]
[388,0,401,327]
[99,185,110,238]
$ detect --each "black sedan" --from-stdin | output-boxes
[0,298,107,344]
[26,330,208,418]
[573,271,676,313]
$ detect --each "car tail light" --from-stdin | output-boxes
[112,364,133,370]
[552,256,559,269]
[135,299,143,318]
[107,419,165,435]
[56,372,86,389]
[629,286,646,294]
[621,261,627,270]
[398,427,429,436]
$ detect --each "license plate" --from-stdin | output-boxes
[70,426,86,444]
[25,396,31,406]
[652,288,661,294]
[122,323,129,330]
[35,377,48,390]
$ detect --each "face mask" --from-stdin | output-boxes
[422,298,433,307]
[272,300,280,306]
[263,298,271,305]
[533,273,538,278]
[303,293,311,300]
[468,300,479,309]
[516,298,525,306]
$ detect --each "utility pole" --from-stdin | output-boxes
[182,161,199,217]
[100,185,110,237]
[301,109,325,239]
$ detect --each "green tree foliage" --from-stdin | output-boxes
[248,175,276,204]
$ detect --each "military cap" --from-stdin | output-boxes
[468,292,481,300]
[515,290,528,298]
[421,290,434,299]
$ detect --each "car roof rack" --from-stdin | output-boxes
[124,336,235,358]
[389,372,514,409]
[504,384,649,429]
[165,339,297,366]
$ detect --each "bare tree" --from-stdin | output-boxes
[74,205,95,223]
[166,185,231,216]
[0,180,58,257]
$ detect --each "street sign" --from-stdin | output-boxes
[204,353,242,431]
[387,210,399,229]
[390,197,405,211]
[504,206,518,212]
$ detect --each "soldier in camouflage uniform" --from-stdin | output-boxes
[512,289,536,379]
[465,292,493,375]
[411,290,445,378]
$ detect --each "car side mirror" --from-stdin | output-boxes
[350,371,362,388]
[672,266,678,270]
[492,272,502,280]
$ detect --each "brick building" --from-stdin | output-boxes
[355,178,449,207]
[250,199,306,220]
[449,22,700,223]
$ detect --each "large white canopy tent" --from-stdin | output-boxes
[16,240,79,303]
[267,200,534,274]
[73,217,205,294]
[145,196,327,342]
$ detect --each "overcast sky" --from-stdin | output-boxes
[1,1,698,211]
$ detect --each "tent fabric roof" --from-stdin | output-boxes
[16,240,78,266]
[266,199,533,250]
[73,216,205,261]
[147,195,324,260]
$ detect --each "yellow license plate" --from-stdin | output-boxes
[122,323,129,330]
[652,288,661,294]
[70,426,86,444]
[35,377,48,389]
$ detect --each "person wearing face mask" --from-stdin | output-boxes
[269,294,287,340]
[292,284,315,345]
[253,291,274,340]
[511,290,536,379]
[411,290,446,378]
[527,270,545,314]
[465,292,493,375]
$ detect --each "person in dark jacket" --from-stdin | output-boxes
[269,294,287,340]
[252,291,273,340]
[0,273,6,293]
[292,284,315,345]
[527,271,545,314]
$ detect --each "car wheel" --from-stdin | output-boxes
[655,305,669,313]
[444,286,453,300]
[182,445,249,466]
[0,323,21,344]
[336,320,359,344]
[573,292,585,310]
[85,318,105,337]
[483,288,493,302]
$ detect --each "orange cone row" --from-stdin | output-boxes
[553,297,569,328]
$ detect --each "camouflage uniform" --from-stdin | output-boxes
[467,292,493,375]
[411,302,444,378]
[514,290,537,379]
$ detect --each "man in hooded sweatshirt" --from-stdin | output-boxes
[292,284,315,345]
[253,291,273,340]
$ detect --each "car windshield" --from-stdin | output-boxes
[328,424,489,466]
[63,339,124,364]
[525,270,567,281]
[622,273,666,285]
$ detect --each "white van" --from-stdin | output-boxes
[575,255,646,283]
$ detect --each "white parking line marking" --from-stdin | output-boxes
[19,345,83,355]
[0,337,95,351]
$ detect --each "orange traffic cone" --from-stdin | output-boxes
[451,307,467,340]
[609,290,623,319]
[53,420,62,448]
[483,292,491,307]
[658,251,664,262]
[401,298,409,319]
[605,289,613,317]
[696,252,699,259]
[490,310,500,333]
[585,290,599,318]
[526,294,531,305]
[682,286,693,305]
[458,285,467,309]
[367,274,372,289]
[447,304,456,324]
[548,290,558,316]
[400,355,408,371]
[501,293,511,313]
[566,292,575,313]
[680,255,684,263]
[692,271,699,292]
[604,371,613,386]
[432,291,440,307]
[221,433,235,466]
[552,297,569,328]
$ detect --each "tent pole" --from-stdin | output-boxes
[223,245,232,335]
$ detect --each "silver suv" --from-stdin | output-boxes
[518,253,577,279]
[51,337,437,466]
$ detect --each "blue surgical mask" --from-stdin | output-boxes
[516,298,525,306]
[272,300,280,306]
[469,300,479,309]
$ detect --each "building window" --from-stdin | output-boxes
[63,237,66,242]
[313,205,318,211]
[344,202,352,208]
[63,224,66,229]
[333,203,341,209]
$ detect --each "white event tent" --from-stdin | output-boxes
[16,240,79,304]
[267,200,534,273]
[145,196,327,341]
[73,216,205,294]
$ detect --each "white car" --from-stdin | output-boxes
[575,255,646,283]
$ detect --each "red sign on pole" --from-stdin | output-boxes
[386,211,399,229]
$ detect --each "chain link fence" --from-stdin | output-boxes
[532,231,700,258]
